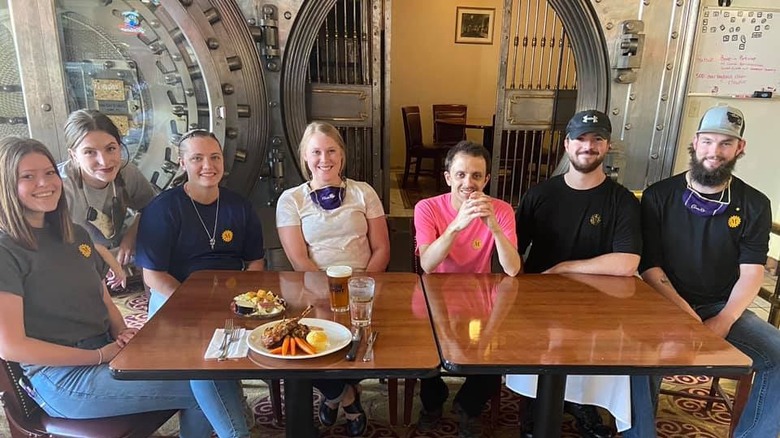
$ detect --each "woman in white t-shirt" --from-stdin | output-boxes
[276,121,389,437]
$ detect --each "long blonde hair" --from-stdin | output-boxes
[0,137,74,249]
[298,121,346,180]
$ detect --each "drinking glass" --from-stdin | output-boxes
[349,277,375,327]
[326,266,352,312]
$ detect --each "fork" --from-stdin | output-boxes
[219,321,242,361]
[217,319,233,360]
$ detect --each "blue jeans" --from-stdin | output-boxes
[622,375,658,437]
[695,303,780,438]
[24,333,249,438]
[26,365,248,438]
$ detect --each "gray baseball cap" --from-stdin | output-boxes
[696,105,745,139]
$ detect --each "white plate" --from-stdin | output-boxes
[247,318,352,360]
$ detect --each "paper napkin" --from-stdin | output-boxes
[204,328,249,360]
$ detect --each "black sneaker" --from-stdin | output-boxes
[343,392,367,437]
[564,402,614,438]
[457,409,483,438]
[417,407,443,431]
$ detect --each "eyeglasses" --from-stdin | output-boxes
[176,129,216,147]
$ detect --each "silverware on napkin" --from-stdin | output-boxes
[216,319,232,355]
[218,320,236,361]
[345,327,362,361]
[362,331,378,362]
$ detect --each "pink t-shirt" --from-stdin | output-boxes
[414,193,517,273]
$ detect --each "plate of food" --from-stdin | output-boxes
[247,306,351,359]
[232,289,286,318]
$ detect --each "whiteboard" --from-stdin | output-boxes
[689,7,780,97]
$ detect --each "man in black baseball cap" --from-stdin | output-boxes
[508,109,656,437]
[567,109,613,142]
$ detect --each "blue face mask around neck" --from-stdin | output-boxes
[310,185,345,210]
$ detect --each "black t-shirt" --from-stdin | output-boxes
[640,173,771,305]
[516,175,642,273]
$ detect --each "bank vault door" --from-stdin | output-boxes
[276,0,384,203]
[8,0,268,197]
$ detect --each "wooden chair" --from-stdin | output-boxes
[660,371,753,437]
[0,358,176,438]
[432,104,468,145]
[401,106,450,191]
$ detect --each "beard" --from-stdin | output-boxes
[688,145,737,187]
[569,152,605,174]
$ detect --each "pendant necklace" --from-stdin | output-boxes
[188,188,220,251]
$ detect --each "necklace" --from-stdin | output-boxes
[188,189,220,250]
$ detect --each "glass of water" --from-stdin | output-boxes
[348,277,375,327]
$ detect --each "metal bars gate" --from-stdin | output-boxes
[306,0,381,187]
[494,0,577,207]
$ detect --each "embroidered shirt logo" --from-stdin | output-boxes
[78,244,92,258]
[472,239,482,250]
[589,214,602,226]
[222,229,234,243]
[728,215,741,228]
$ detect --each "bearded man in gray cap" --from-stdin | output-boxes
[507,109,655,438]
[641,105,779,437]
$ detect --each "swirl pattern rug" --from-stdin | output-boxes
[0,290,735,438]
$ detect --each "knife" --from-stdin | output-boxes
[345,327,362,361]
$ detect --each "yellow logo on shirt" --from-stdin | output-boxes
[472,239,482,250]
[78,244,92,258]
[589,214,602,226]
[728,215,741,228]
[222,229,234,243]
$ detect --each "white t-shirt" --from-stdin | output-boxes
[275,179,385,271]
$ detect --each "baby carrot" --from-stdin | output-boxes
[281,336,290,356]
[295,337,316,355]
[290,335,297,355]
[269,346,283,354]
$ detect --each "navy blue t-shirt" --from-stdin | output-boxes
[135,186,265,283]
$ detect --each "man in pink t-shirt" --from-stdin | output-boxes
[413,141,521,437]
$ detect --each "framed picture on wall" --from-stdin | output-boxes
[455,7,495,45]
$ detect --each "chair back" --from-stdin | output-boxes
[433,104,467,144]
[401,106,424,150]
[0,358,42,436]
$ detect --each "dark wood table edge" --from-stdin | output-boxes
[109,366,443,381]
[439,362,753,376]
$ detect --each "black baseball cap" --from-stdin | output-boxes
[566,110,612,140]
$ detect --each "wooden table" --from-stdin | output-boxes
[110,271,441,437]
[422,273,752,438]
[436,117,495,149]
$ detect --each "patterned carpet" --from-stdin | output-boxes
[0,291,735,437]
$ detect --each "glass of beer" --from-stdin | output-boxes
[326,266,352,312]
[349,277,375,327]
